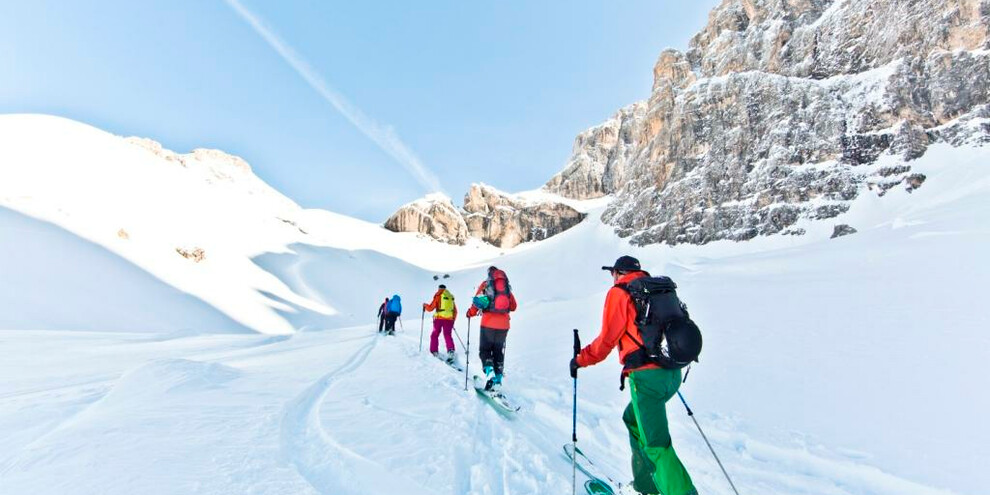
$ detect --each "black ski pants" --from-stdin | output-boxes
[384,312,399,334]
[479,326,508,375]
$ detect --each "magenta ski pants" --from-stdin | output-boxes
[430,318,455,353]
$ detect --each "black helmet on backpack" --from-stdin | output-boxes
[662,318,703,367]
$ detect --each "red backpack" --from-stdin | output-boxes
[483,269,513,314]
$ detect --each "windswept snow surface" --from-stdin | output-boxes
[1,115,987,494]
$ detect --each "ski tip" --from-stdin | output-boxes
[563,443,585,458]
[585,479,616,495]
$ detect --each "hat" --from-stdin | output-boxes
[438,284,447,289]
[602,255,641,273]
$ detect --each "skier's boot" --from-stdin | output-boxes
[445,350,456,365]
[431,351,440,359]
[483,365,495,391]
[490,373,503,393]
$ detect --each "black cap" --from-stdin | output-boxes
[438,284,446,289]
[601,255,641,273]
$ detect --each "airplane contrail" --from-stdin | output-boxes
[224,0,443,194]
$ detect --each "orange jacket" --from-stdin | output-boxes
[465,280,517,330]
[575,271,659,373]
[423,289,457,320]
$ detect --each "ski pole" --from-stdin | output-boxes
[572,328,580,495]
[419,310,425,352]
[464,318,472,391]
[452,327,465,349]
[677,391,740,495]
[399,316,405,332]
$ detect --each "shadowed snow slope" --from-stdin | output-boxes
[0,114,502,334]
[0,206,251,332]
[0,114,987,495]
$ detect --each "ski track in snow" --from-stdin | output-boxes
[279,333,378,494]
[279,333,439,495]
[0,335,283,471]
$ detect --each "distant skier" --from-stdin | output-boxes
[570,256,697,495]
[383,294,402,335]
[422,284,458,363]
[377,297,389,333]
[466,266,517,391]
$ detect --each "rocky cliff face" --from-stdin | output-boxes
[382,194,470,245]
[462,184,586,248]
[384,185,585,248]
[546,0,990,245]
[544,102,646,200]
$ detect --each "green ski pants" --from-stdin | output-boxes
[622,367,696,495]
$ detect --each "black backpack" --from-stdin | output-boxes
[617,276,702,369]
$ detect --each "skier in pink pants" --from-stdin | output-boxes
[423,284,458,364]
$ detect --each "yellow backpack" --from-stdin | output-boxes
[437,290,455,318]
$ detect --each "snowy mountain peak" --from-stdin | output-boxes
[546,0,990,246]
[125,137,253,178]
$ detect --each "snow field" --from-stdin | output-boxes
[1,115,987,494]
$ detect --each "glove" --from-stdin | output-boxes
[422,303,428,310]
[569,357,580,379]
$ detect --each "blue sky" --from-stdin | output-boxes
[1,0,718,221]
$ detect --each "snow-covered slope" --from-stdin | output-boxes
[0,115,502,334]
[0,207,249,332]
[1,115,987,494]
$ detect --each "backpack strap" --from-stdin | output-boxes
[613,283,653,372]
[613,283,647,351]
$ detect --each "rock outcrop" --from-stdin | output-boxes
[124,136,299,214]
[545,0,990,245]
[462,184,586,248]
[383,194,470,245]
[384,185,586,248]
[125,138,253,181]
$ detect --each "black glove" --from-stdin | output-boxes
[569,357,580,379]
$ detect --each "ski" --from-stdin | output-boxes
[441,356,464,373]
[472,375,520,413]
[563,444,617,495]
[584,479,614,495]
[430,352,463,372]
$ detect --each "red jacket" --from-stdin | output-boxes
[576,271,659,374]
[466,280,517,330]
[423,289,457,321]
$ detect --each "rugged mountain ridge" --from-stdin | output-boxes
[383,184,585,249]
[545,0,990,245]
[543,102,647,200]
